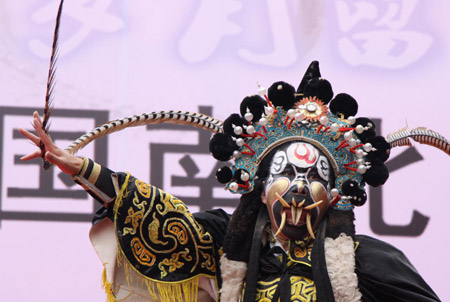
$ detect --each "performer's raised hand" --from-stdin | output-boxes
[18,111,83,175]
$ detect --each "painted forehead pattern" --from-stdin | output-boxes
[286,143,319,168]
[269,142,329,179]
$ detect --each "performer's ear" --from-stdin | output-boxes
[261,190,267,205]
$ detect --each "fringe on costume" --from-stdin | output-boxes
[102,267,115,302]
[101,249,200,302]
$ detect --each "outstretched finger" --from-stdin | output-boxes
[33,114,57,150]
[18,128,40,146]
[21,150,42,161]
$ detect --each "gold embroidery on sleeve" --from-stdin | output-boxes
[158,249,192,278]
[135,179,151,198]
[115,175,217,283]
[131,237,156,266]
[123,192,147,236]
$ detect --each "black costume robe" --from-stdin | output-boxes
[75,159,440,301]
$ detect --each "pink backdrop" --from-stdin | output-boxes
[0,1,449,301]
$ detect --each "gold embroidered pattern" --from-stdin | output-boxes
[167,222,188,245]
[290,238,313,265]
[123,192,147,235]
[135,179,151,198]
[199,250,216,273]
[293,247,307,258]
[115,174,217,282]
[158,249,192,278]
[148,213,168,245]
[254,276,316,302]
[131,237,156,266]
[123,207,143,235]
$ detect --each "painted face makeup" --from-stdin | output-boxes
[263,142,333,241]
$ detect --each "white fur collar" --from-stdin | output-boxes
[324,233,362,302]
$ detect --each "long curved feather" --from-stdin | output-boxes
[65,111,224,154]
[386,127,450,156]
[40,0,64,169]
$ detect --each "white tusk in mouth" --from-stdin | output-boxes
[304,200,323,211]
[306,212,315,239]
[297,199,305,208]
[294,207,302,225]
[292,197,297,207]
[291,204,296,224]
[275,192,290,208]
[274,210,287,237]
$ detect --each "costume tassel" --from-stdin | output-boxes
[115,246,200,302]
[102,267,116,302]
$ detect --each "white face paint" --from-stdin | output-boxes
[269,150,288,175]
[316,155,330,182]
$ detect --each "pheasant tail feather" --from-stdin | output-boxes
[41,0,64,169]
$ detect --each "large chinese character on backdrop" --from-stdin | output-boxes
[333,0,433,68]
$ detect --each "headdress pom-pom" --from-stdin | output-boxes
[268,81,296,110]
[362,159,389,187]
[366,136,391,162]
[341,179,367,207]
[329,93,358,119]
[354,117,376,142]
[216,166,233,184]
[303,77,334,104]
[223,114,249,137]
[209,133,238,161]
[240,95,267,123]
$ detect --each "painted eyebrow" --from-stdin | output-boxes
[292,166,311,176]
[307,166,327,181]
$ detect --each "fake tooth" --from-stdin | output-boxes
[292,197,297,207]
[306,212,315,239]
[297,199,305,208]
[275,192,290,208]
[294,207,302,225]
[274,210,287,237]
[304,200,323,210]
[291,205,296,224]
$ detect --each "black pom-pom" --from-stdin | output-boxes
[223,114,248,137]
[355,117,376,142]
[209,133,237,161]
[303,78,334,104]
[342,179,367,207]
[329,93,358,119]
[341,179,360,196]
[363,159,389,187]
[366,136,391,162]
[351,190,367,207]
[268,81,296,110]
[233,169,250,185]
[216,166,233,184]
[240,95,267,123]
